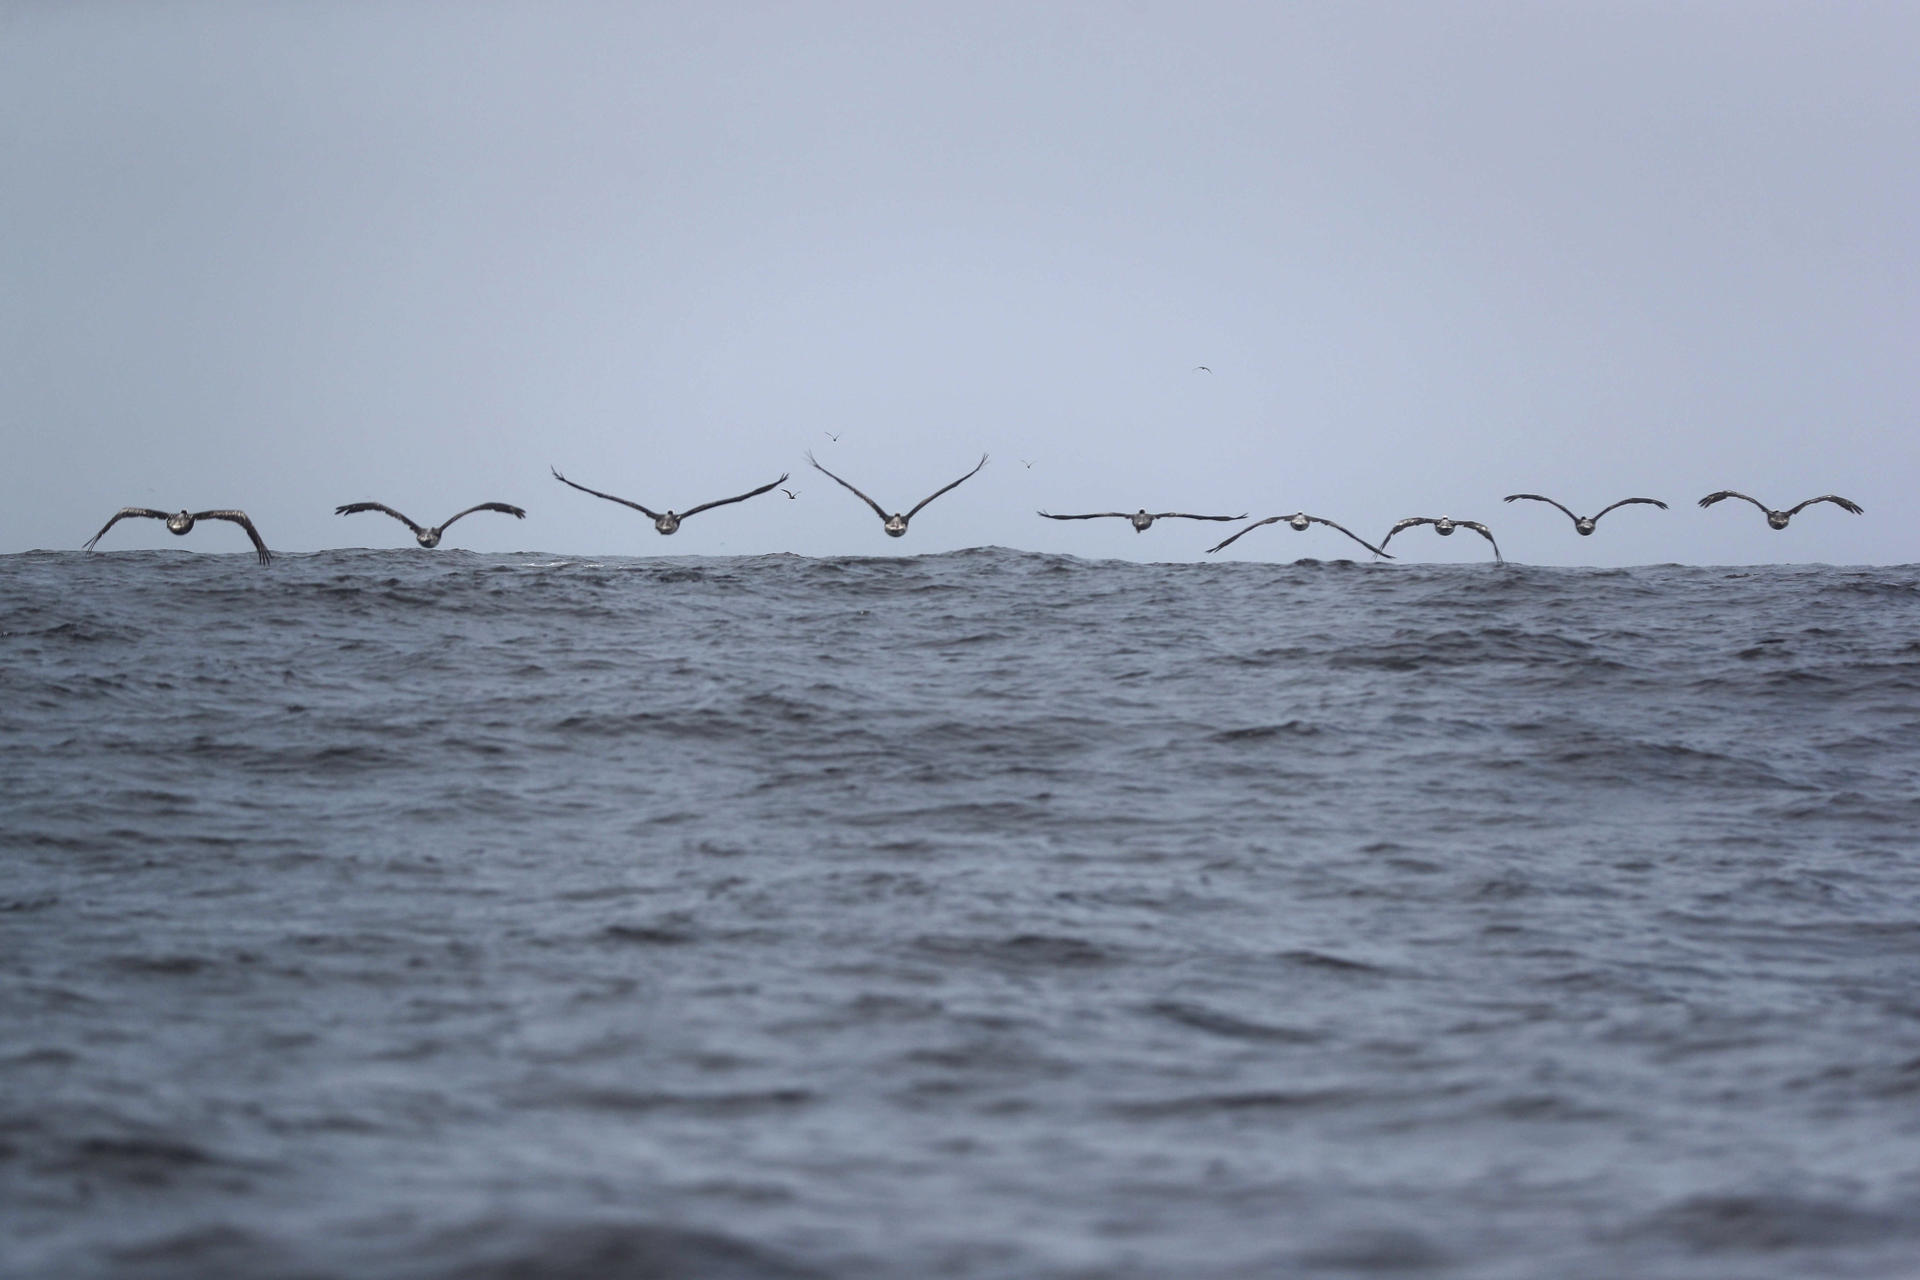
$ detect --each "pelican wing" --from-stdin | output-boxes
[1785,494,1863,517]
[1303,514,1394,558]
[335,502,425,534]
[551,468,661,520]
[83,507,169,550]
[1151,512,1247,522]
[438,502,527,529]
[905,454,989,519]
[194,510,273,565]
[806,453,891,522]
[1593,496,1668,520]
[677,473,791,520]
[1380,517,1436,548]
[1698,490,1768,512]
[1037,511,1132,521]
[1503,493,1579,524]
[1205,516,1284,553]
[1457,521,1503,564]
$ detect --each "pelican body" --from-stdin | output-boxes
[1502,494,1667,536]
[1037,508,1244,533]
[334,501,526,548]
[1207,513,1392,558]
[1698,491,1863,530]
[1380,516,1503,564]
[808,452,987,538]
[83,507,273,564]
[551,468,789,535]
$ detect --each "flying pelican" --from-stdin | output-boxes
[1503,494,1667,536]
[807,452,987,537]
[1697,491,1863,530]
[550,468,788,535]
[1207,513,1393,558]
[83,508,272,564]
[1380,517,1503,564]
[1039,508,1246,533]
[334,501,526,548]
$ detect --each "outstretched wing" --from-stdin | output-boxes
[550,468,661,520]
[1380,517,1435,548]
[1151,512,1247,522]
[1785,494,1864,516]
[905,454,989,520]
[1503,493,1578,523]
[334,502,424,534]
[83,507,170,550]
[1205,516,1284,553]
[1037,511,1131,521]
[806,452,891,521]
[438,502,527,529]
[1303,514,1394,558]
[1457,521,1503,564]
[678,473,791,520]
[1592,496,1667,521]
[1698,490,1768,512]
[194,510,273,565]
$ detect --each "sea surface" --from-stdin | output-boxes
[4,548,1920,1279]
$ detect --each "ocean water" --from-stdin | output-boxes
[4,548,1920,1280]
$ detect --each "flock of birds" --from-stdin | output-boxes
[80,447,1865,566]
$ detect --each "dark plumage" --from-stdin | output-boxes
[1503,494,1667,536]
[83,508,272,564]
[551,468,788,535]
[1698,490,1863,530]
[334,501,525,548]
[1207,513,1393,558]
[807,453,987,538]
[1380,517,1502,564]
[1038,508,1245,534]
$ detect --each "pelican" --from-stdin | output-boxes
[83,508,272,564]
[1698,491,1863,530]
[550,467,788,534]
[334,501,525,548]
[807,452,987,538]
[1207,513,1393,558]
[1503,494,1666,536]
[1038,508,1245,533]
[1380,517,1503,564]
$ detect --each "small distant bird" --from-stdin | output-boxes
[1698,490,1863,530]
[824,431,841,442]
[1207,513,1393,558]
[84,508,272,564]
[807,452,987,538]
[1193,365,1212,373]
[551,467,788,535]
[780,488,799,499]
[1503,494,1667,536]
[1038,508,1245,534]
[1380,516,1503,564]
[334,501,525,548]
[1020,459,1034,469]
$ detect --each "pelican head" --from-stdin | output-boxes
[416,528,442,548]
[654,513,682,535]
[165,511,195,535]
[1767,510,1790,530]
[1434,517,1456,536]
[1129,510,1155,532]
[1574,517,1596,536]
[1288,513,1311,532]
[884,515,909,537]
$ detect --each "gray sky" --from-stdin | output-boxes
[4,1,1914,565]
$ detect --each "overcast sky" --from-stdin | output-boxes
[3,2,1914,565]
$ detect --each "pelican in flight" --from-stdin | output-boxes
[83,508,272,564]
[334,501,525,548]
[1698,491,1863,530]
[1503,494,1667,536]
[807,452,987,538]
[550,467,788,535]
[1380,516,1503,564]
[1207,513,1393,558]
[1038,508,1245,534]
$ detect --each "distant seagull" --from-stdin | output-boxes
[1380,516,1503,564]
[824,431,841,442]
[1020,459,1034,469]
[807,451,987,537]
[1193,365,1212,373]
[780,488,799,499]
[1038,508,1245,533]
[83,508,272,564]
[1503,493,1667,536]
[334,501,526,548]
[1698,490,1863,530]
[551,467,788,535]
[1207,513,1393,558]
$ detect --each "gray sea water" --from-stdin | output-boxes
[4,548,1920,1279]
